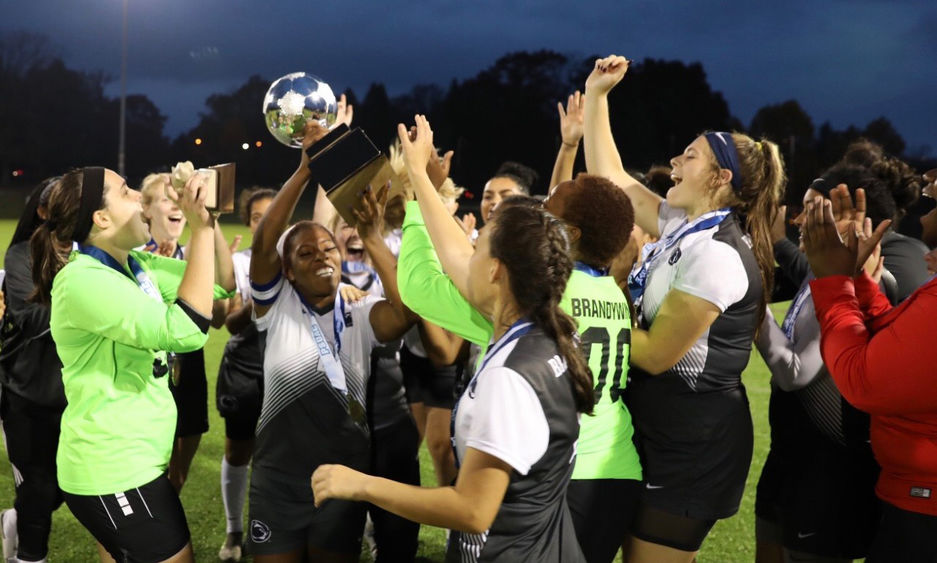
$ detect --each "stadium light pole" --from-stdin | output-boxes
[118,0,128,176]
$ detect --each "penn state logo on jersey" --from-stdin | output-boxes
[668,247,682,265]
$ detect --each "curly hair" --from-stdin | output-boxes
[556,174,635,268]
[830,139,920,224]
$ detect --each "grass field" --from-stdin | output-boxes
[0,219,784,562]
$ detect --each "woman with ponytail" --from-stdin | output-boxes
[313,116,593,562]
[0,177,66,563]
[583,55,786,562]
[31,167,232,562]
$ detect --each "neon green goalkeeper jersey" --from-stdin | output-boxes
[51,250,233,495]
[397,202,641,480]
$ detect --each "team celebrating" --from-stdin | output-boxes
[0,54,935,563]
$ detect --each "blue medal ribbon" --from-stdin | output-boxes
[628,208,732,303]
[79,245,162,302]
[298,289,348,392]
[782,276,814,340]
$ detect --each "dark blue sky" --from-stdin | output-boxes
[3,0,935,155]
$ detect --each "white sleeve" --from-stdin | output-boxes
[463,367,549,475]
[232,252,252,297]
[755,303,826,392]
[658,201,687,237]
[672,240,748,311]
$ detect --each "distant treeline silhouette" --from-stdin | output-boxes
[2,31,933,219]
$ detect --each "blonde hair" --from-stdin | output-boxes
[140,173,170,207]
[388,140,463,206]
[437,178,465,207]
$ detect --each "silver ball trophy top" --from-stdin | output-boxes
[263,72,337,148]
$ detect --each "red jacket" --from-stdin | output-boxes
[810,273,937,516]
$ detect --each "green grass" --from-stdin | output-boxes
[0,220,783,562]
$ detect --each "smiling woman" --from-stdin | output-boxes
[141,173,187,256]
[584,54,786,563]
[245,122,416,562]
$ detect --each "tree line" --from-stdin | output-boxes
[2,31,933,213]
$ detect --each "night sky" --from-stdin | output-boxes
[3,0,935,155]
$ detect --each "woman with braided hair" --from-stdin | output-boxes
[313,115,593,562]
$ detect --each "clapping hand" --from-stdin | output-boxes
[456,212,476,237]
[427,149,454,190]
[585,55,630,96]
[353,182,389,242]
[397,115,435,178]
[558,90,585,147]
[803,196,890,279]
[829,184,867,238]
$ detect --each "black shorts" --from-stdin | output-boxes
[630,503,716,552]
[867,501,937,563]
[756,439,880,558]
[63,474,190,563]
[169,350,209,438]
[248,467,365,555]
[628,385,754,521]
[216,353,263,441]
[400,345,457,409]
[567,479,642,563]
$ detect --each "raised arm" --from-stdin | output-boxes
[213,222,236,292]
[354,184,417,343]
[398,115,475,297]
[397,201,493,346]
[583,55,663,238]
[549,91,584,189]
[209,222,237,328]
[251,122,329,317]
[171,173,216,317]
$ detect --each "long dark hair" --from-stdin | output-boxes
[11,176,60,247]
[489,205,594,414]
[29,171,87,304]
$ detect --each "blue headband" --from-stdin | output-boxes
[704,132,742,193]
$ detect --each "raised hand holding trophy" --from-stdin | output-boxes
[263,72,403,227]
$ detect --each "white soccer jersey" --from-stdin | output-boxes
[252,275,380,436]
[639,202,761,392]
